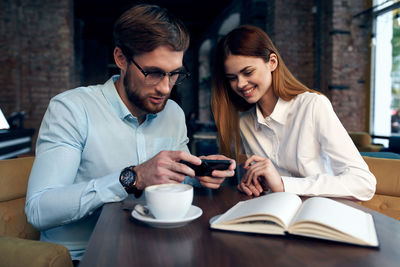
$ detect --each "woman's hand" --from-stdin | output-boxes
[237,177,265,196]
[238,155,284,196]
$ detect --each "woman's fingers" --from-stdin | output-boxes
[238,179,262,196]
[244,155,267,168]
[238,183,253,196]
[245,162,266,186]
[247,183,261,196]
[243,158,284,192]
[239,156,282,196]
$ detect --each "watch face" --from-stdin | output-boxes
[120,166,142,197]
[120,167,137,193]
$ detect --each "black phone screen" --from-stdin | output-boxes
[180,159,231,176]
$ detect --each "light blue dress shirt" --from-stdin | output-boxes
[25,76,191,260]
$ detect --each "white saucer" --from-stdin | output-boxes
[131,205,203,228]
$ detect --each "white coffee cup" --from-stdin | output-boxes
[145,183,193,220]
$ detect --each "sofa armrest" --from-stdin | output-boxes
[0,236,73,267]
[363,156,400,197]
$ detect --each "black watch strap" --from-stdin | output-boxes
[119,166,143,197]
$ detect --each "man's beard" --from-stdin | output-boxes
[123,73,168,115]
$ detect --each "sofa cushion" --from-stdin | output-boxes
[363,156,400,197]
[0,197,39,239]
[359,194,400,220]
[0,157,34,201]
[0,157,39,239]
[359,156,400,220]
[0,236,73,267]
[348,132,383,152]
[349,131,371,147]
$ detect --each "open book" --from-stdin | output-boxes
[210,192,379,247]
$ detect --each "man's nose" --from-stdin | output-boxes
[156,75,172,94]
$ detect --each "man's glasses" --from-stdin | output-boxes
[130,58,190,86]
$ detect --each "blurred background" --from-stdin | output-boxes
[0,0,399,158]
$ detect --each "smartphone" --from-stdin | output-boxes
[180,159,232,177]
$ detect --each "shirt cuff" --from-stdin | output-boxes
[281,175,316,195]
[95,171,128,203]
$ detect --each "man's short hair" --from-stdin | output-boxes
[114,4,190,59]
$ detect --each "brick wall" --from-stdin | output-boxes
[0,0,78,144]
[327,0,371,131]
[273,0,316,89]
[272,0,371,131]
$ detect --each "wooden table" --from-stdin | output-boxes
[80,186,400,267]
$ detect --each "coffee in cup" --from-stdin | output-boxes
[145,183,193,220]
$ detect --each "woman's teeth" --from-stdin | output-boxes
[243,88,254,95]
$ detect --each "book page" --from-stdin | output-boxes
[212,192,302,229]
[289,197,379,246]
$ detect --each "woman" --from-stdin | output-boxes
[211,25,375,200]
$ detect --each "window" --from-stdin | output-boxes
[371,0,400,146]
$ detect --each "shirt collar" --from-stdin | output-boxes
[254,97,292,128]
[101,75,157,122]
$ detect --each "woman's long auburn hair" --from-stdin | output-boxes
[211,25,317,161]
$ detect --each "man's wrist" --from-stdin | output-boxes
[119,166,143,197]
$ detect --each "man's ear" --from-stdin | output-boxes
[114,47,128,72]
[268,53,278,72]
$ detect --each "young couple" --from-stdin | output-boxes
[25,3,375,262]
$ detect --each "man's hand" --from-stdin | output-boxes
[196,155,236,189]
[134,151,201,190]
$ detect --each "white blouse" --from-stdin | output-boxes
[239,92,376,201]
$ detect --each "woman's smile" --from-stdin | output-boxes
[241,86,256,97]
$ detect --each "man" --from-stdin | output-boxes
[25,4,235,262]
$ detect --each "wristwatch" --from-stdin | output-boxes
[119,165,143,197]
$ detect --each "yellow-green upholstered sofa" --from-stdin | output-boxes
[348,131,383,152]
[0,156,72,267]
[359,156,400,220]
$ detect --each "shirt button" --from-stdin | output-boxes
[114,196,121,201]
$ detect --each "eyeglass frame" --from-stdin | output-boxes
[129,58,190,86]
